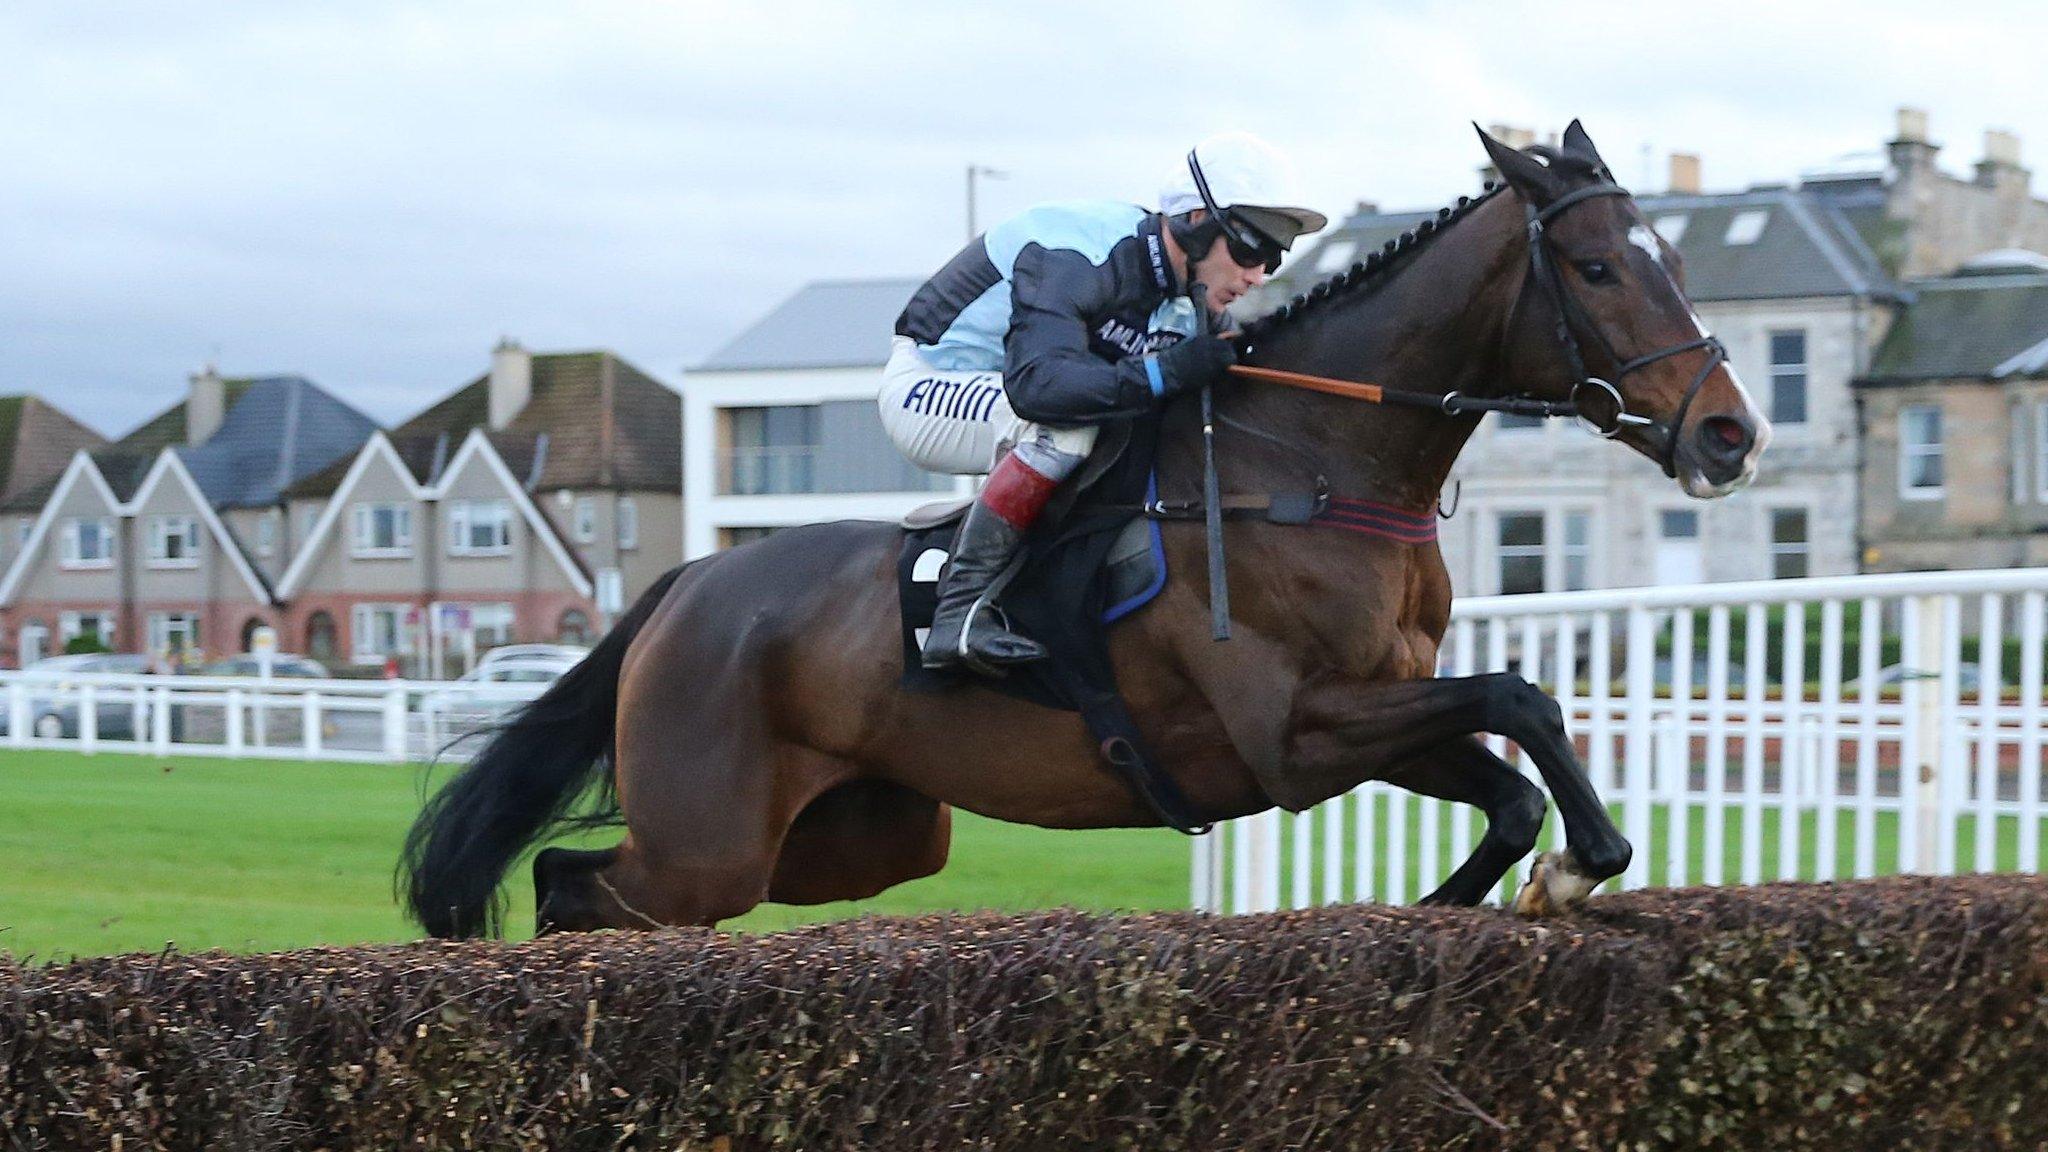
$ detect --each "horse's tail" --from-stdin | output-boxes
[401,565,686,938]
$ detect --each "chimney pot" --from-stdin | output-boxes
[1984,128,2022,167]
[1668,152,1702,194]
[489,338,532,431]
[187,366,225,446]
[1895,106,1930,144]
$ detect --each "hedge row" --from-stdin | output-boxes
[3,875,2044,1150]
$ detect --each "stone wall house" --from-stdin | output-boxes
[1856,254,2048,571]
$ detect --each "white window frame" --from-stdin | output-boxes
[1561,510,1593,592]
[1724,210,1769,245]
[573,496,597,544]
[1768,506,1811,580]
[58,611,114,645]
[350,603,414,663]
[1494,509,1549,596]
[1767,328,1807,426]
[469,602,517,647]
[446,499,513,557]
[1492,410,1546,437]
[2036,400,2048,504]
[350,502,414,558]
[255,513,276,558]
[147,515,202,568]
[1898,403,1944,500]
[617,496,639,550]
[1651,214,1689,245]
[147,611,201,657]
[59,517,116,570]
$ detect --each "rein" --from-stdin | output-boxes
[1229,180,1729,475]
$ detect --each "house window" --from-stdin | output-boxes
[1497,512,1546,595]
[301,506,319,547]
[350,603,413,662]
[718,526,783,550]
[722,405,820,495]
[255,514,276,558]
[148,516,201,567]
[1899,403,1944,498]
[350,503,413,556]
[1768,329,1807,425]
[147,612,202,657]
[60,518,116,569]
[447,500,513,556]
[1494,411,1543,434]
[1769,508,1810,579]
[573,497,597,544]
[470,603,517,648]
[1724,210,1768,245]
[1312,239,1358,273]
[2037,401,2048,503]
[617,497,639,550]
[58,611,114,649]
[1562,511,1592,591]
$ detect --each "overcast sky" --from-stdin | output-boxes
[3,1,2043,436]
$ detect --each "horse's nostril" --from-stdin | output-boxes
[1700,416,1750,457]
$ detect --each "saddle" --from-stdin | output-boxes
[893,421,1209,833]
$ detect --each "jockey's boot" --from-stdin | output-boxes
[922,452,1055,675]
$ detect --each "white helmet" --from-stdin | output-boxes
[1160,132,1328,269]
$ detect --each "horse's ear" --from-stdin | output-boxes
[1475,123,1566,206]
[1561,119,1612,179]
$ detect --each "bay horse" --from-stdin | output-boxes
[404,122,1769,937]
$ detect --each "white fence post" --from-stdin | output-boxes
[1906,595,1945,873]
[1621,603,1655,890]
[383,686,408,763]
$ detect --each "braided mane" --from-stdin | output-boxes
[1238,181,1508,346]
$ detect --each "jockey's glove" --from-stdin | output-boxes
[1144,334,1237,400]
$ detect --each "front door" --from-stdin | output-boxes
[1654,509,1705,586]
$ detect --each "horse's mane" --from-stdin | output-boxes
[1238,181,1507,346]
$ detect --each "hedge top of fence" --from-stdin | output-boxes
[6,875,2047,1151]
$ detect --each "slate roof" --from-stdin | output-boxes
[0,394,106,504]
[1864,270,2048,382]
[282,351,679,499]
[1264,181,1900,311]
[176,377,379,508]
[692,278,922,371]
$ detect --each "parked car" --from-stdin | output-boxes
[0,652,154,739]
[419,649,581,741]
[474,644,589,673]
[198,654,331,679]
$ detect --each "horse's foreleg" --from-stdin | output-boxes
[1282,671,1631,911]
[1380,737,1546,907]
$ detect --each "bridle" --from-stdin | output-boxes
[1229,178,1731,480]
[1515,180,1728,478]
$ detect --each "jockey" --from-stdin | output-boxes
[882,131,1327,675]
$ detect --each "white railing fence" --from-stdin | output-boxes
[1194,568,2048,914]
[0,671,548,764]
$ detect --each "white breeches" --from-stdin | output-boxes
[878,336,1098,480]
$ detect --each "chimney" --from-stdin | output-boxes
[1668,152,1702,194]
[1887,105,1940,175]
[187,364,225,445]
[1975,128,2029,193]
[488,337,532,431]
[1480,124,1537,186]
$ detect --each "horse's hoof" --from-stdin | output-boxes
[1512,850,1603,917]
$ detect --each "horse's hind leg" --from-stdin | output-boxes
[767,780,952,905]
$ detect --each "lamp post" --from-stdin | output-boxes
[966,164,1007,243]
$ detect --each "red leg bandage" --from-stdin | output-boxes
[979,452,1061,531]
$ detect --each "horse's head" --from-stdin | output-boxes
[1479,122,1770,498]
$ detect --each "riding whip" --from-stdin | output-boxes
[1191,284,1231,642]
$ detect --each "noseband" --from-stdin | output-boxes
[1519,182,1728,478]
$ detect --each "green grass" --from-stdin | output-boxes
[0,750,1190,962]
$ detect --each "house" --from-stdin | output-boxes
[0,372,377,666]
[680,279,961,559]
[1856,251,2048,571]
[0,393,106,579]
[271,341,682,670]
[1257,108,2048,594]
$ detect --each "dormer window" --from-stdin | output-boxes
[1724,210,1769,246]
[1652,214,1689,245]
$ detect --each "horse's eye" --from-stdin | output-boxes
[1578,260,1615,284]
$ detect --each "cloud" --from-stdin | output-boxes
[1,0,2042,433]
